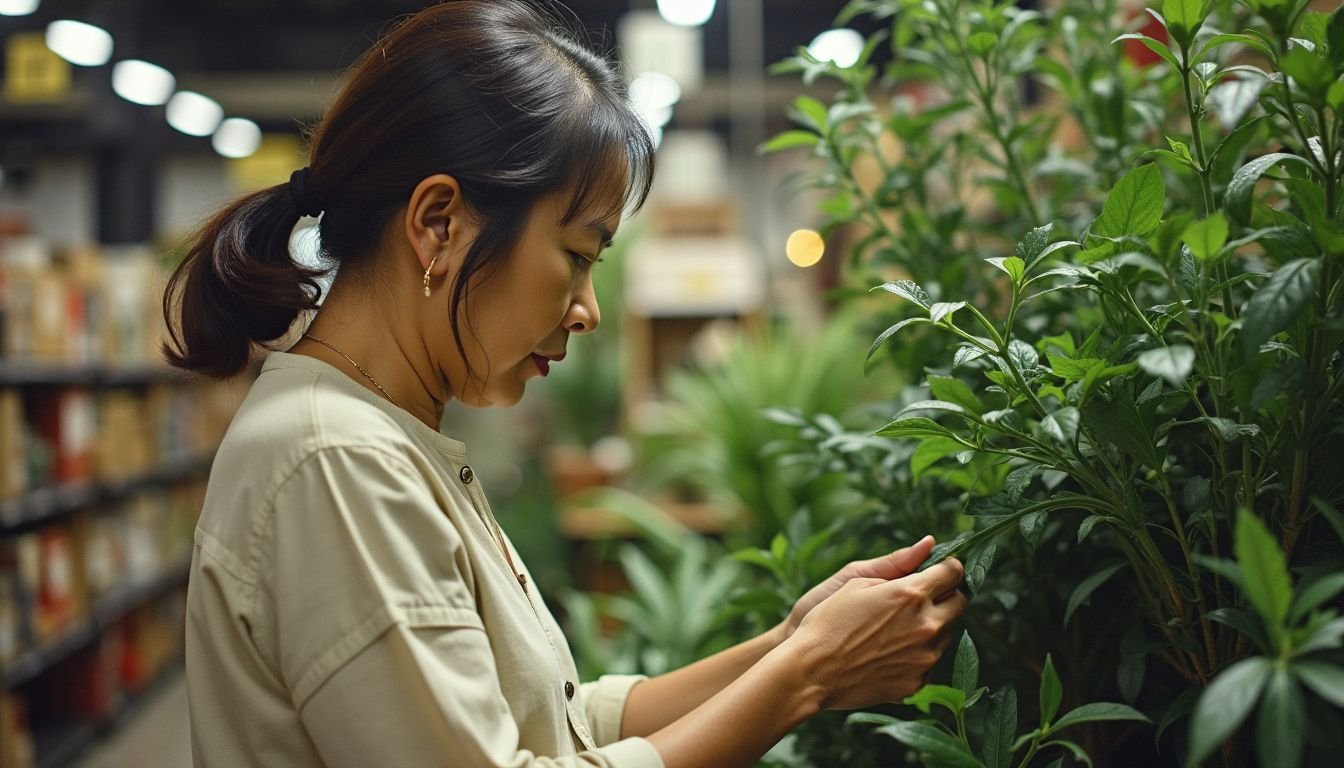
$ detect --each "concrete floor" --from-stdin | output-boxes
[76,667,192,768]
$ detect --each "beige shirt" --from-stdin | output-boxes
[186,352,663,768]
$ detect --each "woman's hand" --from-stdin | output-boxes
[786,557,967,710]
[778,535,937,642]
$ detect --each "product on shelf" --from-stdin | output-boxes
[27,388,96,486]
[0,389,25,500]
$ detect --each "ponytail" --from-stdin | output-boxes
[161,183,324,378]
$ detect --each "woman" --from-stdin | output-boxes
[166,2,966,766]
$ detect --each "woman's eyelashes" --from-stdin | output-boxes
[568,251,603,269]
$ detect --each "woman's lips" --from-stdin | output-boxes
[531,354,550,376]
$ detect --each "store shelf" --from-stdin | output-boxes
[0,363,187,388]
[3,558,192,690]
[0,454,213,532]
[32,719,100,768]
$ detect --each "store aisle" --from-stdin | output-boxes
[76,669,191,768]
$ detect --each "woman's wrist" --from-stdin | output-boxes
[760,634,827,723]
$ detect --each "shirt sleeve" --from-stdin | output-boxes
[264,445,663,768]
[578,676,647,746]
[300,625,664,768]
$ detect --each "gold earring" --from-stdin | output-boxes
[423,254,439,298]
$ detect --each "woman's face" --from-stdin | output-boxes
[447,190,618,408]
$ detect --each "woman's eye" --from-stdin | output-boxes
[569,251,592,267]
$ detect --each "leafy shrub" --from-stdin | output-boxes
[759,0,1344,765]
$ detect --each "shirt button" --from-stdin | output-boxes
[564,681,575,700]
[459,465,474,484]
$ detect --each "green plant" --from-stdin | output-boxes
[760,0,1344,764]
[636,311,895,545]
[561,489,743,679]
[852,632,1148,768]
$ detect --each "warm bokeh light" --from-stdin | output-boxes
[112,59,175,106]
[786,229,824,268]
[45,19,113,66]
[808,28,864,68]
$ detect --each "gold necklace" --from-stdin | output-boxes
[301,333,403,409]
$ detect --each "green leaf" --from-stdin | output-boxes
[847,711,899,727]
[1040,654,1062,725]
[986,256,1027,283]
[1329,5,1344,68]
[965,538,998,593]
[1113,33,1181,70]
[790,95,829,131]
[899,400,970,419]
[912,436,968,481]
[1224,153,1317,225]
[1007,339,1040,371]
[1194,416,1262,442]
[1015,223,1055,264]
[1094,164,1166,238]
[1281,48,1333,99]
[929,376,983,414]
[954,631,979,697]
[1241,258,1321,357]
[876,416,955,439]
[984,688,1018,768]
[874,721,986,768]
[1004,464,1036,503]
[1064,562,1127,627]
[904,684,968,715]
[760,130,821,153]
[1042,407,1080,445]
[1077,514,1107,543]
[1019,510,1047,550]
[1256,669,1305,768]
[1182,214,1229,262]
[1137,345,1196,387]
[1297,617,1344,655]
[1291,660,1344,707]
[968,31,998,56]
[867,317,931,363]
[1186,656,1273,767]
[930,301,967,324]
[875,279,932,308]
[1083,397,1164,470]
[1162,0,1207,49]
[1048,702,1151,735]
[1291,572,1344,623]
[1041,740,1092,768]
[1236,509,1293,635]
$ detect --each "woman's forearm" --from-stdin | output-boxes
[620,624,786,738]
[642,636,824,768]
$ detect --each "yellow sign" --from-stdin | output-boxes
[4,32,71,104]
[228,134,306,192]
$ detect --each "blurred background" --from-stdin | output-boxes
[0,1,886,765]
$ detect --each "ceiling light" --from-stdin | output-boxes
[45,20,113,66]
[212,117,262,159]
[112,59,175,106]
[166,91,223,137]
[630,72,681,111]
[656,0,715,27]
[0,0,40,16]
[808,28,865,69]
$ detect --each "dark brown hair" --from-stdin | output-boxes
[163,0,655,378]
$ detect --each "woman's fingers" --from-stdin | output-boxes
[847,535,935,580]
[896,557,964,598]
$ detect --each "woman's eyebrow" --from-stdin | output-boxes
[583,222,615,250]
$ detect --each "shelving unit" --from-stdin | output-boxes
[0,232,246,767]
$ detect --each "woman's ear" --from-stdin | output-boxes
[404,174,471,274]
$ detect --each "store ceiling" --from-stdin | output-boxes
[3,0,870,141]
[20,0,859,73]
